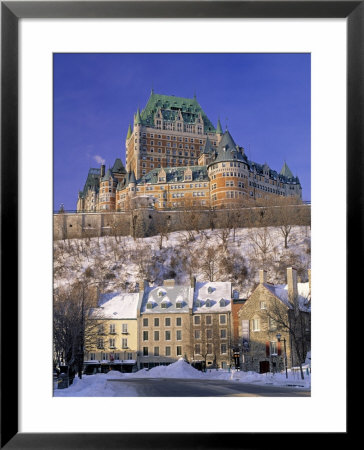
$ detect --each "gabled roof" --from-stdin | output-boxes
[193,281,232,313]
[137,165,208,185]
[138,92,216,133]
[263,282,311,312]
[89,292,140,319]
[111,158,127,174]
[141,284,193,314]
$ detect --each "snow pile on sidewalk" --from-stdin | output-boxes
[129,358,205,379]
[53,370,137,397]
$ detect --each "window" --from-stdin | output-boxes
[269,317,277,331]
[219,314,227,325]
[194,330,201,339]
[165,346,171,356]
[154,318,160,327]
[98,324,104,335]
[207,344,213,354]
[176,330,182,341]
[122,338,128,349]
[220,329,227,339]
[260,301,267,310]
[252,319,260,331]
[219,299,226,307]
[90,353,96,361]
[154,347,159,356]
[176,317,182,326]
[194,316,201,325]
[270,341,278,355]
[143,318,148,327]
[194,344,201,354]
[165,330,171,341]
[101,352,108,360]
[165,317,171,327]
[146,302,153,310]
[122,323,128,334]
[154,331,159,341]
[205,300,212,307]
[176,301,183,309]
[206,315,212,325]
[109,338,115,348]
[97,338,104,349]
[176,346,182,356]
[143,331,149,341]
[127,352,133,360]
[143,347,148,356]
[221,344,227,354]
[206,329,212,339]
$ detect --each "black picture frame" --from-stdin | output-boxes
[1,1,358,448]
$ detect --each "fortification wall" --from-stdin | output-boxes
[54,205,311,240]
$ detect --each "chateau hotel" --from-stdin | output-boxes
[77,91,302,212]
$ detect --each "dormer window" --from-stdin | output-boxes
[161,302,167,309]
[208,286,213,294]
[219,299,226,307]
[195,299,201,307]
[146,301,154,310]
[176,300,183,309]
[205,300,212,308]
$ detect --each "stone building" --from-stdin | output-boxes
[190,279,233,370]
[238,267,311,374]
[77,91,302,212]
[137,279,194,369]
[84,291,142,373]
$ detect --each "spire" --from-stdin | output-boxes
[129,170,137,184]
[280,161,294,179]
[126,123,132,140]
[135,108,142,125]
[216,118,223,135]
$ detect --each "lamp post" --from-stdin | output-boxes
[276,333,288,378]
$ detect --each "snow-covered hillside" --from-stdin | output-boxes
[54,225,310,298]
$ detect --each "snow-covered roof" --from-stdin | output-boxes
[264,282,310,312]
[141,284,193,314]
[89,292,140,319]
[193,281,232,313]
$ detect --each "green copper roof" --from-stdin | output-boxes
[139,92,216,133]
[202,137,215,155]
[216,119,223,134]
[211,131,248,164]
[126,123,132,139]
[111,158,126,174]
[137,165,208,185]
[81,168,100,196]
[135,108,142,125]
[280,161,294,179]
[102,168,115,182]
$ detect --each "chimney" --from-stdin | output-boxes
[163,279,175,287]
[287,267,298,305]
[190,275,196,289]
[259,269,267,284]
[100,164,105,178]
[308,269,311,294]
[139,279,148,293]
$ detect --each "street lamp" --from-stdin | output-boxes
[276,333,288,379]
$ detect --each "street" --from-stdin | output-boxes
[106,377,310,397]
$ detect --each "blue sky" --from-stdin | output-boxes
[54,53,310,210]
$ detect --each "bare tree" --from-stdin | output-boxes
[265,296,310,380]
[53,279,100,380]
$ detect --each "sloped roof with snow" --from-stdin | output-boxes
[263,282,311,312]
[141,284,193,314]
[193,281,232,313]
[89,292,140,319]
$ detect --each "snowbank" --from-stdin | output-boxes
[128,358,205,379]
